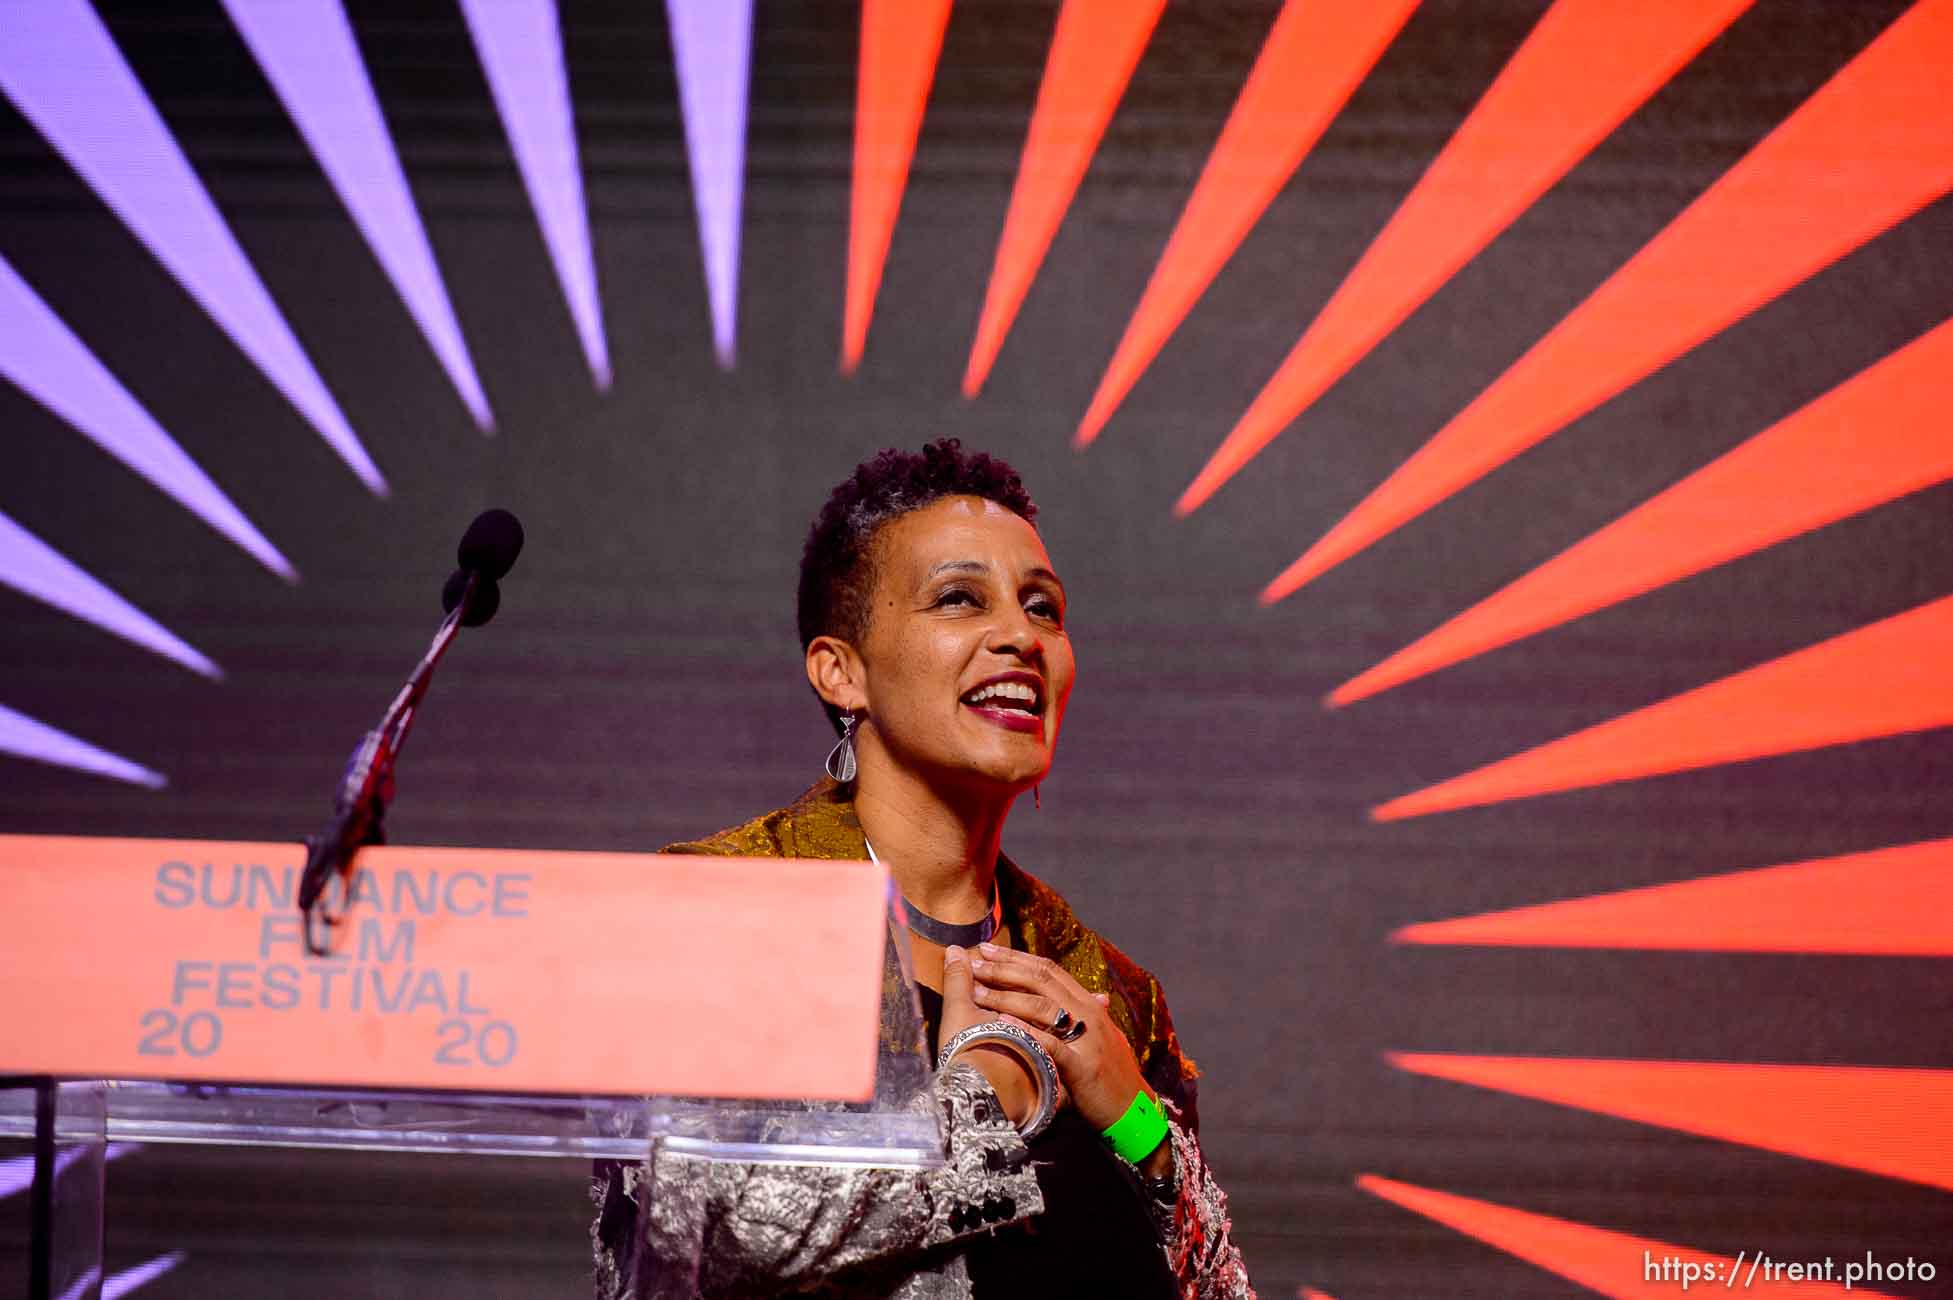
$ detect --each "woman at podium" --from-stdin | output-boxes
[593,440,1254,1299]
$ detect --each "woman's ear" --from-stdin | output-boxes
[806,635,867,714]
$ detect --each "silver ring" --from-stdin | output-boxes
[1050,1007,1086,1043]
[937,1020,1059,1142]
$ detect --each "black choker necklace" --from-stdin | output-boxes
[865,840,1004,947]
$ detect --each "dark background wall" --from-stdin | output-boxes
[4,1,1951,1296]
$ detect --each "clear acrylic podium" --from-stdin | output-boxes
[0,836,942,1300]
[1,1038,942,1298]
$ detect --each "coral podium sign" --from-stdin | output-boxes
[0,835,889,1101]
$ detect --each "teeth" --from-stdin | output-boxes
[965,681,1038,709]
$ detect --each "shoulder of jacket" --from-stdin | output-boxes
[660,809,789,858]
[658,778,862,860]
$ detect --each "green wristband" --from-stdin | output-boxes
[1100,1090,1169,1164]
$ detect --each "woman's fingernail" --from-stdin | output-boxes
[978,942,1001,955]
[945,945,965,964]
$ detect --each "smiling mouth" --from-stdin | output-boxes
[960,680,1045,733]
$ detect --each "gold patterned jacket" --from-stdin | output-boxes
[590,779,1255,1300]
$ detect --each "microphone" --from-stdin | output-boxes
[443,508,524,627]
[441,570,500,627]
[295,509,525,950]
[457,507,524,579]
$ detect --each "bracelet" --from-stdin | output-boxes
[1141,1166,1178,1203]
[1140,1145,1179,1203]
[936,1020,1059,1143]
[1101,1090,1169,1164]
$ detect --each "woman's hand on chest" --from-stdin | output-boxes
[967,943,1153,1135]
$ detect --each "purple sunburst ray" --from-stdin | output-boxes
[0,512,221,679]
[223,0,494,430]
[0,258,295,582]
[103,1252,187,1299]
[666,0,754,368]
[0,703,165,789]
[0,1143,142,1203]
[461,0,611,388]
[0,0,386,493]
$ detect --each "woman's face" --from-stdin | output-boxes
[852,495,1074,794]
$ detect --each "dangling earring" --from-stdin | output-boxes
[1033,784,1041,810]
[825,711,859,783]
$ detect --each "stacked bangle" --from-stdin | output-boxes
[1101,1090,1169,1164]
[937,1020,1059,1142]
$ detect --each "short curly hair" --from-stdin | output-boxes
[798,438,1038,734]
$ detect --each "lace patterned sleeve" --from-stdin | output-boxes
[1145,1097,1255,1300]
[590,1063,1044,1299]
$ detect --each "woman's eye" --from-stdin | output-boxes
[1028,597,1063,623]
[936,588,978,608]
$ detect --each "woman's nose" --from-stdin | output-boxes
[986,605,1042,657]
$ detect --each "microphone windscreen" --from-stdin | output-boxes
[457,508,524,579]
[441,568,502,627]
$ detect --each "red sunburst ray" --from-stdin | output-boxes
[1261,0,1953,597]
[1071,0,1421,446]
[1388,1055,1953,1193]
[962,0,1166,397]
[1336,316,1953,705]
[1360,1173,1902,1297]
[1395,836,1953,955]
[1176,0,1753,506]
[1374,594,1953,821]
[842,0,954,373]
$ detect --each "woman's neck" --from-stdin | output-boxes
[851,745,1014,922]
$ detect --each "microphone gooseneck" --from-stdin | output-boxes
[295,508,525,952]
